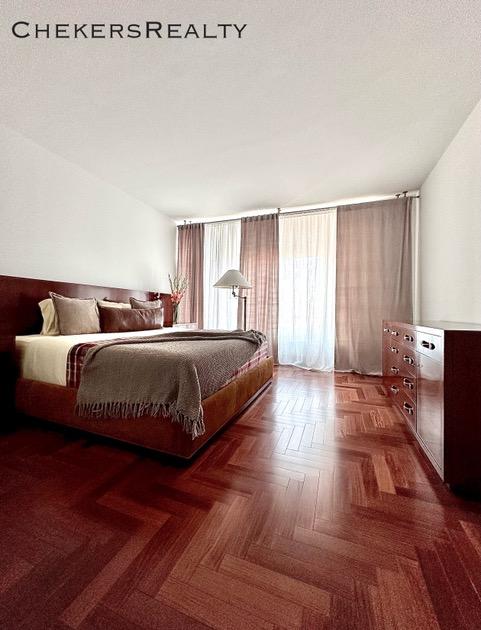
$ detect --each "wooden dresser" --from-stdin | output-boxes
[382,320,481,490]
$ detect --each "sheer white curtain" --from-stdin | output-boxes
[278,208,337,370]
[203,220,241,329]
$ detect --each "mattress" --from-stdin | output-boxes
[15,330,269,389]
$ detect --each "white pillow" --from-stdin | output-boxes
[97,299,131,309]
[39,298,60,335]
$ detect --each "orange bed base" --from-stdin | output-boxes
[15,357,274,459]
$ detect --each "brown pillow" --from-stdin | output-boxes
[97,298,131,309]
[99,305,163,333]
[130,297,162,310]
[49,292,100,335]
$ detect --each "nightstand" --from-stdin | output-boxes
[0,336,16,426]
[173,323,198,330]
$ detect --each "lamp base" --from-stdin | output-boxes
[241,295,247,331]
[232,289,248,330]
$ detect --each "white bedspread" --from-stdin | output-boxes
[15,329,172,386]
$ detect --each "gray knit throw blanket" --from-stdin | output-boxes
[75,329,266,439]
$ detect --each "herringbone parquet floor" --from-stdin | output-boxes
[1,367,481,630]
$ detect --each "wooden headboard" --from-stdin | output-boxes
[0,274,173,336]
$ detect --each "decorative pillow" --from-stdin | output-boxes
[130,297,162,310]
[39,298,60,335]
[49,292,101,335]
[97,299,131,309]
[99,305,163,333]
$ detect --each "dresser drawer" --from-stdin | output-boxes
[400,329,416,347]
[396,391,416,429]
[386,361,408,379]
[385,323,415,343]
[385,352,416,378]
[387,325,402,340]
[416,332,443,363]
[383,324,398,347]
[398,349,417,377]
[386,341,401,357]
[401,375,416,402]
[383,338,416,374]
[386,377,402,400]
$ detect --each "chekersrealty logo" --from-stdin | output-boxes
[11,21,247,40]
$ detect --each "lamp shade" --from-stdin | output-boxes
[213,269,251,289]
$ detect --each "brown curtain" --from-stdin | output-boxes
[335,198,413,374]
[239,214,279,362]
[177,223,204,328]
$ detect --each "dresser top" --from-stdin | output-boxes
[386,319,481,332]
[415,320,481,331]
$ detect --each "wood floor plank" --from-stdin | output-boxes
[60,524,160,628]
[417,546,465,630]
[2,367,481,628]
[0,556,33,594]
[189,565,304,629]
[168,500,230,582]
[219,553,331,615]
[293,526,396,570]
[112,589,210,630]
[157,576,274,630]
[246,542,355,600]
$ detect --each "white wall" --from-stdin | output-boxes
[419,99,481,323]
[0,125,175,292]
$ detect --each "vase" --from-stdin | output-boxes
[173,304,179,325]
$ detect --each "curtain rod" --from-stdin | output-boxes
[281,192,420,219]
[179,191,420,226]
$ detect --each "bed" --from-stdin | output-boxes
[1,274,273,459]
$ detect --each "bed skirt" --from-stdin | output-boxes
[15,357,274,459]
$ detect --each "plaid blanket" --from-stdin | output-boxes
[67,337,268,389]
[74,330,268,439]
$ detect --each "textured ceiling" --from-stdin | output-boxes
[2,0,481,218]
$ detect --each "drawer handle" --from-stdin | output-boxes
[390,385,399,394]
[390,347,399,354]
[391,330,399,336]
[403,378,414,389]
[403,355,415,365]
[390,367,399,374]
[421,340,435,350]
[404,334,414,342]
[383,327,390,333]
[403,402,414,415]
